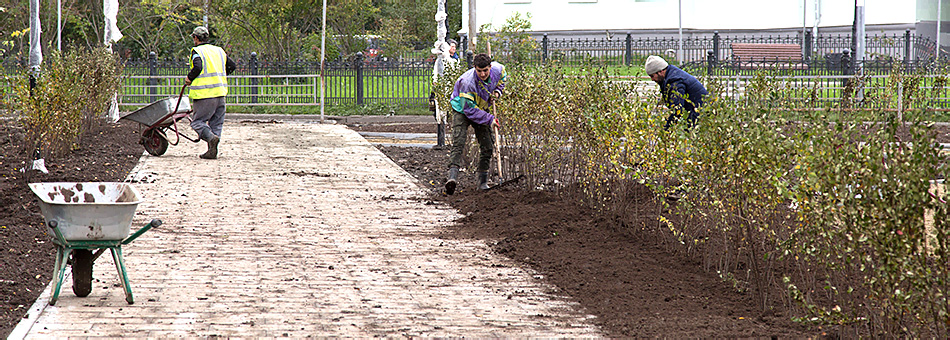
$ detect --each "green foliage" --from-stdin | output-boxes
[115,1,205,59]
[2,48,124,157]
[206,0,330,60]
[476,12,538,63]
[775,116,948,335]
[376,17,417,59]
[495,58,950,336]
[430,59,467,116]
[0,0,463,62]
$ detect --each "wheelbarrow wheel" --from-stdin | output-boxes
[71,249,94,297]
[142,129,168,156]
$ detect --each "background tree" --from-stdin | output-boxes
[0,0,463,62]
[208,0,325,61]
[115,0,202,60]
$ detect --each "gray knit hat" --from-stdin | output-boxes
[645,55,669,75]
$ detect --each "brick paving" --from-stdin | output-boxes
[13,121,602,338]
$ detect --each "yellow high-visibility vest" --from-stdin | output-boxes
[189,44,228,99]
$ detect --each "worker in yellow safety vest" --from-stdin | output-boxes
[184,26,236,159]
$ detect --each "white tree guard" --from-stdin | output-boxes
[29,0,42,70]
[104,0,123,122]
[430,0,457,124]
[104,0,123,45]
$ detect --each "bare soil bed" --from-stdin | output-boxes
[5,118,946,337]
[0,119,142,337]
[378,145,816,337]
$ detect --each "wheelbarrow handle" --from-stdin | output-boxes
[122,219,162,245]
[172,84,187,116]
[159,85,189,147]
[47,220,68,245]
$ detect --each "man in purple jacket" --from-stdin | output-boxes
[444,53,505,195]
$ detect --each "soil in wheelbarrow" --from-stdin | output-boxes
[0,118,142,337]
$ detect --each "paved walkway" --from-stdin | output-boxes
[12,121,602,338]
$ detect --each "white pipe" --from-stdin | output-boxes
[320,0,327,123]
[57,0,61,51]
[856,2,865,68]
[856,1,865,99]
[813,0,820,53]
[678,0,682,64]
[468,0,476,50]
[939,0,943,60]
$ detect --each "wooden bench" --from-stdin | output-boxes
[730,43,808,70]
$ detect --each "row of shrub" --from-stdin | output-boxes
[436,61,950,337]
[2,48,123,158]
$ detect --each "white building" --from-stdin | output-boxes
[461,0,943,42]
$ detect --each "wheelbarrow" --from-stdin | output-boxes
[29,182,161,305]
[119,85,198,156]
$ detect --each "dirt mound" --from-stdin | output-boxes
[377,144,815,337]
[0,119,142,337]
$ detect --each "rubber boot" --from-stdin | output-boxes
[200,135,219,159]
[477,171,490,190]
[444,167,459,195]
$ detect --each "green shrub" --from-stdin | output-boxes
[431,16,950,335]
[486,59,949,336]
[3,48,123,157]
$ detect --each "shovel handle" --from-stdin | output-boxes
[492,106,503,180]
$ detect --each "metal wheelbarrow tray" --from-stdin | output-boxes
[119,89,199,156]
[29,182,161,305]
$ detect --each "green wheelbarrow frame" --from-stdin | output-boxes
[46,219,162,305]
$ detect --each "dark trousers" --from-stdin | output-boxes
[191,96,226,141]
[449,110,494,172]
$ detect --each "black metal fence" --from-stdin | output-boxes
[508,29,936,72]
[119,51,432,107]
[4,31,947,109]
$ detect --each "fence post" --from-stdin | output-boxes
[355,52,364,106]
[625,33,632,66]
[842,49,852,75]
[904,29,911,73]
[148,51,157,102]
[804,29,812,61]
[707,50,716,76]
[898,79,903,122]
[542,34,549,63]
[465,50,474,68]
[250,52,258,104]
[713,31,720,63]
